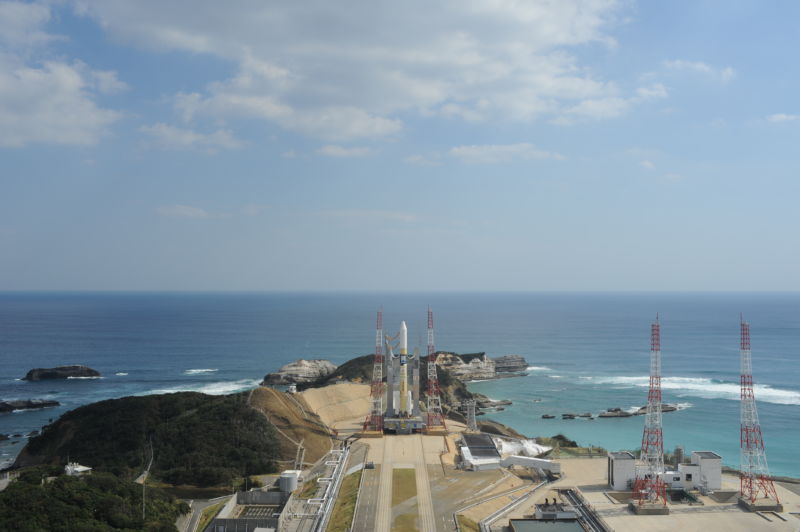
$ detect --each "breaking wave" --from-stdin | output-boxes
[582,375,800,405]
[148,379,260,396]
[66,376,103,380]
[527,366,552,371]
[183,368,218,375]
[115,372,128,376]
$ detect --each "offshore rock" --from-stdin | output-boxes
[262,359,338,385]
[0,399,60,413]
[493,354,529,373]
[434,352,496,380]
[22,365,100,381]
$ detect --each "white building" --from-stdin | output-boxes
[664,451,721,492]
[607,450,721,492]
[608,451,636,490]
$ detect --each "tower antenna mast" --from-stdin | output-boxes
[739,316,780,505]
[633,315,667,506]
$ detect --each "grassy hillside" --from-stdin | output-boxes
[0,467,187,531]
[15,392,279,487]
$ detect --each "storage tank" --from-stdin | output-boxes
[279,470,301,492]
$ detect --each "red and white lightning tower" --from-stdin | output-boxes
[633,315,667,506]
[363,309,385,433]
[739,316,780,504]
[425,307,446,431]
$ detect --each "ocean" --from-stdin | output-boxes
[1,292,798,477]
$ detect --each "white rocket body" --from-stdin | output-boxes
[399,321,409,413]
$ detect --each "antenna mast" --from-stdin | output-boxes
[633,315,667,506]
[739,316,780,504]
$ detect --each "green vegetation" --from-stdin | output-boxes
[0,469,188,531]
[456,514,480,532]
[299,354,375,389]
[296,478,320,499]
[327,470,362,532]
[391,468,417,506]
[17,392,279,487]
[196,500,226,532]
[392,513,418,532]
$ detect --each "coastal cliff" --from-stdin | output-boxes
[435,352,496,380]
[262,359,337,385]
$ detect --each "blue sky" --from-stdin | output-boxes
[1,1,799,291]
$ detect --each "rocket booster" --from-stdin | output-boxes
[399,320,408,359]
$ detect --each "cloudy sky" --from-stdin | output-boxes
[1,1,799,291]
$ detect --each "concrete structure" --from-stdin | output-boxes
[608,451,636,490]
[609,450,721,493]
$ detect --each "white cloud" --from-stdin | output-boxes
[0,1,57,48]
[664,60,736,83]
[157,204,210,218]
[0,54,122,147]
[636,83,668,100]
[281,150,297,158]
[321,209,419,223]
[640,160,655,169]
[766,113,800,123]
[449,143,564,164]
[404,154,442,167]
[241,204,268,216]
[140,123,242,151]
[69,1,641,139]
[0,3,123,147]
[317,145,371,158]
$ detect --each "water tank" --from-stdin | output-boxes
[279,470,300,492]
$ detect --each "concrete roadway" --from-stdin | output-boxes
[365,434,438,532]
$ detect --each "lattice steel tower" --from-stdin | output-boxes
[425,307,446,430]
[363,309,384,433]
[739,316,780,504]
[633,316,667,506]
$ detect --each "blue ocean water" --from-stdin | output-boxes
[0,292,798,477]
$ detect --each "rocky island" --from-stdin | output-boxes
[22,365,100,381]
[261,358,337,385]
[0,400,60,413]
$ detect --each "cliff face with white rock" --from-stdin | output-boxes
[434,352,496,380]
[262,359,337,385]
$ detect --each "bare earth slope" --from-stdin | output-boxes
[248,386,333,466]
[298,382,371,428]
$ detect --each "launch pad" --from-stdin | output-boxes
[361,309,448,436]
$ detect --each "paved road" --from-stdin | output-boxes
[413,435,437,532]
[351,466,380,532]
[375,436,394,532]
[184,496,229,532]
